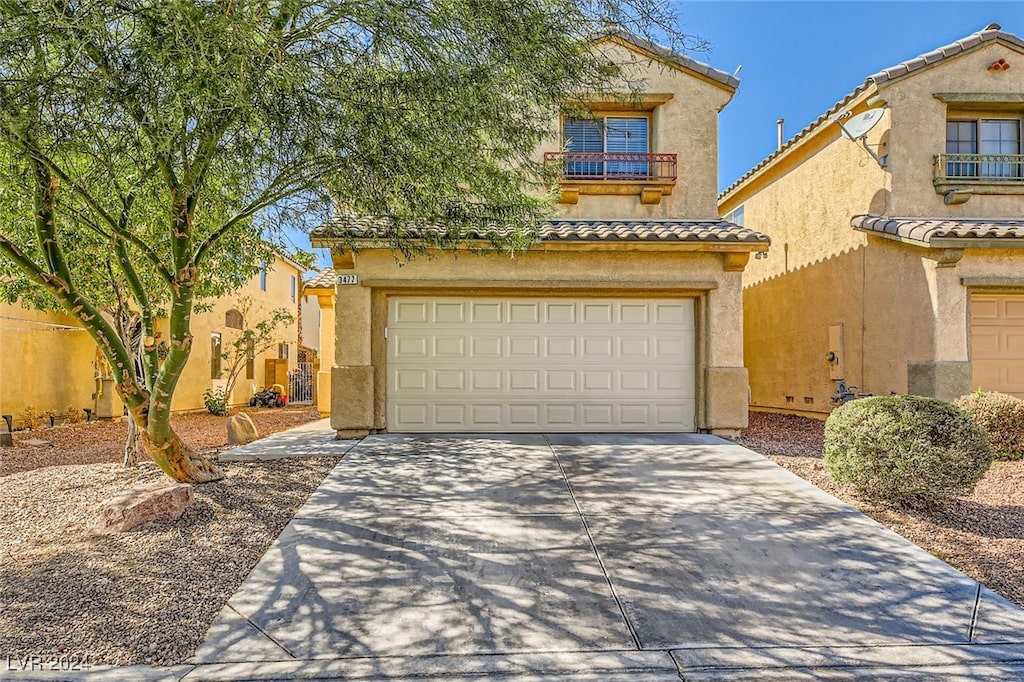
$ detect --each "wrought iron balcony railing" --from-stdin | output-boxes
[544,151,677,182]
[934,153,1024,183]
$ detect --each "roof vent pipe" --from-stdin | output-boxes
[776,119,784,150]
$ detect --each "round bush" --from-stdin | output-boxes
[823,395,992,507]
[954,391,1024,461]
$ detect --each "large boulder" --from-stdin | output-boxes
[94,482,195,534]
[227,413,259,445]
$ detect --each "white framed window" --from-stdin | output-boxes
[946,118,1021,179]
[563,115,650,177]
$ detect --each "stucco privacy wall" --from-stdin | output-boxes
[0,253,302,421]
[721,26,1024,415]
[325,247,748,435]
[0,303,96,423]
[547,39,734,221]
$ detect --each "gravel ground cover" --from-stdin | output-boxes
[739,410,1024,609]
[0,406,336,666]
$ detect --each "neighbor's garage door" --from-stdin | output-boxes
[971,294,1024,398]
[387,297,696,432]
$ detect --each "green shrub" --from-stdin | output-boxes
[954,391,1024,461]
[823,395,992,508]
[203,388,228,416]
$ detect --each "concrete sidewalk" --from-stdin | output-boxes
[12,430,1024,680]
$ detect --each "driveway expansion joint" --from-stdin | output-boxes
[544,434,643,651]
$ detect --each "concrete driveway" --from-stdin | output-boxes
[187,432,1024,680]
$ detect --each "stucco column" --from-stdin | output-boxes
[908,253,970,400]
[702,270,749,435]
[331,282,374,437]
[315,293,335,416]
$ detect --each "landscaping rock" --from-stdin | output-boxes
[227,413,259,445]
[21,438,52,447]
[94,482,195,534]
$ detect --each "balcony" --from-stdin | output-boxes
[544,151,677,205]
[934,153,1024,203]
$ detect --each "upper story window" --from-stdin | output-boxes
[945,118,1022,179]
[544,110,677,205]
[563,116,651,178]
[259,263,268,291]
[290,275,297,302]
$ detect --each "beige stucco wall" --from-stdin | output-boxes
[328,246,750,436]
[544,39,734,221]
[0,303,97,424]
[722,37,1024,416]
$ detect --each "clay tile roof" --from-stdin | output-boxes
[311,217,769,247]
[597,28,739,91]
[851,215,1024,246]
[720,24,1024,200]
[303,267,336,290]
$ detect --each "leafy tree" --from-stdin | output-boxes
[0,1,697,482]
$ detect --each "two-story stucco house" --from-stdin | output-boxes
[719,24,1024,417]
[310,31,769,437]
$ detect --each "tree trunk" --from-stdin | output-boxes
[123,414,142,467]
[139,423,223,483]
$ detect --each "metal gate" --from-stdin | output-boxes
[288,362,315,404]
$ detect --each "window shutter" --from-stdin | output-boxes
[606,117,649,177]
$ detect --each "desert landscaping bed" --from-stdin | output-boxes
[739,410,1024,609]
[0,406,336,666]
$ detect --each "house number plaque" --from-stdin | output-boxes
[336,274,359,285]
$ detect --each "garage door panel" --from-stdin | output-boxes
[471,302,502,323]
[509,302,540,323]
[434,370,465,391]
[435,302,465,323]
[545,303,575,323]
[388,297,696,432]
[582,303,613,323]
[971,294,1024,398]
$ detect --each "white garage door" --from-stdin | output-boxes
[387,296,696,432]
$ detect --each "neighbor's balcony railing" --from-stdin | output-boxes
[934,153,1024,183]
[544,151,677,182]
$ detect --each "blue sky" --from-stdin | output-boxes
[682,0,1021,190]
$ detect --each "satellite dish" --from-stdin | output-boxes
[839,108,885,140]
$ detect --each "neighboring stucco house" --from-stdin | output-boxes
[310,31,769,437]
[0,252,304,426]
[719,24,1024,417]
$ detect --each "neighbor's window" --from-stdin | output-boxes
[245,339,255,380]
[225,309,243,330]
[724,205,745,227]
[563,116,650,178]
[946,119,1021,179]
[278,342,289,360]
[259,263,268,291]
[290,275,297,302]
[210,332,222,379]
